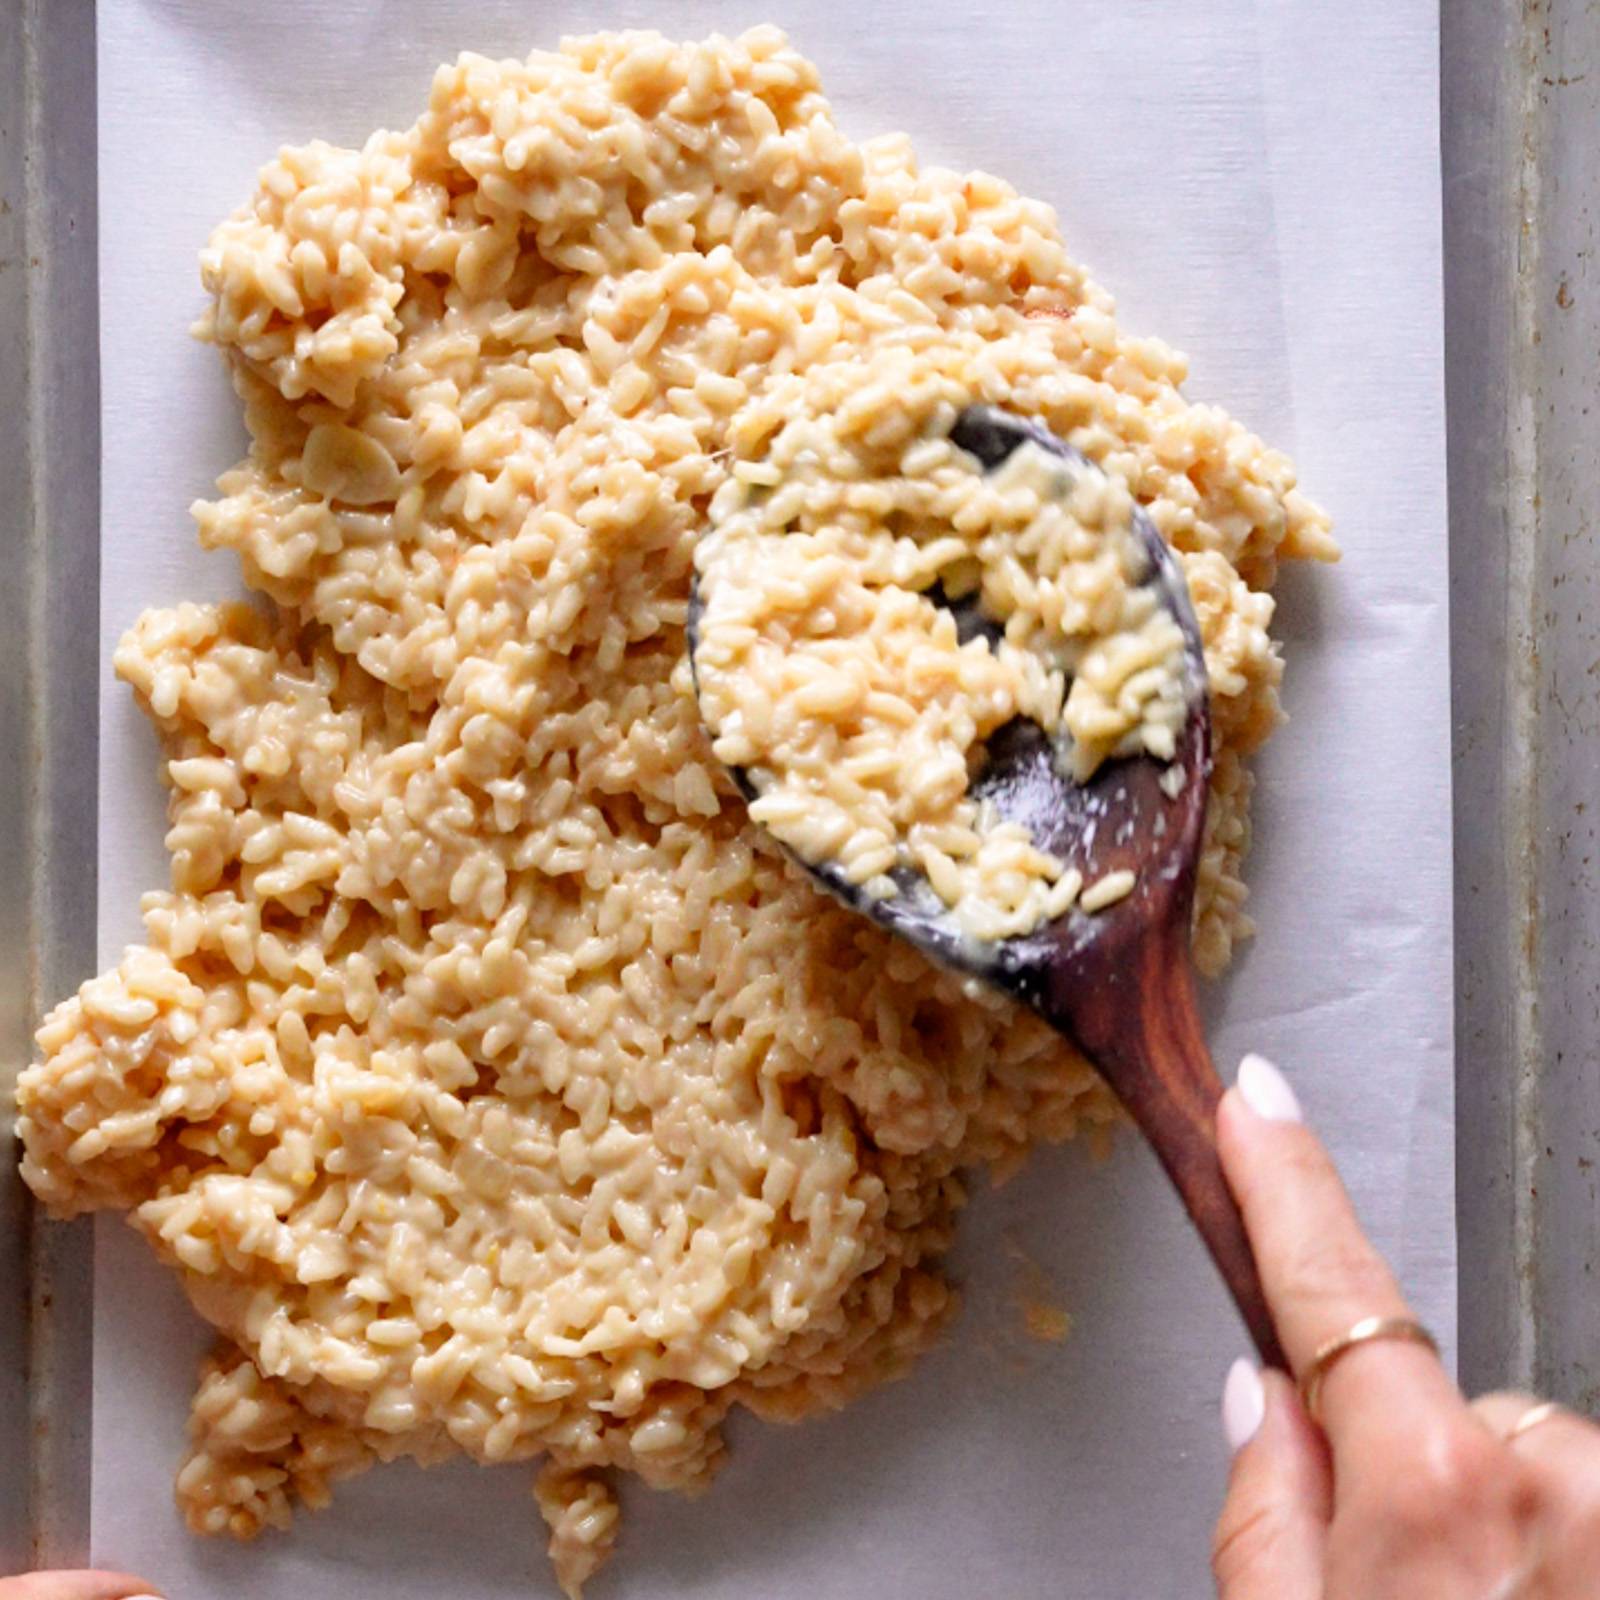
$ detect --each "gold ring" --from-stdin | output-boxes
[1299,1315,1439,1423]
[1507,1400,1564,1443]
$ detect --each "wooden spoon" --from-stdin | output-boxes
[689,405,1286,1368]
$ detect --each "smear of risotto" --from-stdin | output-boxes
[691,361,1195,942]
[14,26,1332,1597]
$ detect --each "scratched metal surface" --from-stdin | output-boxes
[0,0,99,1573]
[1445,0,1600,1408]
[3,0,1595,1569]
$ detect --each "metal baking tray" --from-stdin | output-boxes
[1,0,100,1573]
[3,0,1594,1571]
[1445,0,1600,1409]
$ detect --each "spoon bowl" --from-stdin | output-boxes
[689,404,1285,1368]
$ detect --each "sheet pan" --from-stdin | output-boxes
[3,0,1589,1585]
[0,0,99,1572]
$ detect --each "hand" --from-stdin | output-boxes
[1211,1054,1600,1598]
[0,1573,160,1600]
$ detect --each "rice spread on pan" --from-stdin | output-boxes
[14,28,1332,1596]
[690,358,1194,942]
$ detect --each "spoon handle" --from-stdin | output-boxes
[1054,934,1287,1371]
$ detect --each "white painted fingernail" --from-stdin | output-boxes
[1222,1357,1266,1453]
[1237,1053,1303,1123]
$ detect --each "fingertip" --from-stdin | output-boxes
[1221,1362,1319,1465]
[1236,1054,1305,1124]
[1212,1359,1332,1596]
[96,1574,164,1600]
[1222,1357,1266,1454]
[1215,1081,1277,1187]
[96,1577,167,1600]
[2,1574,167,1600]
[1216,1059,1325,1204]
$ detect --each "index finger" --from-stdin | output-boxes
[1216,1056,1460,1454]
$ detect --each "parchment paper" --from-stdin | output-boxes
[91,2,1453,1595]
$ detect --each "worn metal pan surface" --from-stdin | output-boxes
[3,0,1596,1570]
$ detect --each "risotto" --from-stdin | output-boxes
[690,360,1195,942]
[14,26,1331,1597]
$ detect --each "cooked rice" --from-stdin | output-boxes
[14,27,1331,1596]
[691,350,1193,940]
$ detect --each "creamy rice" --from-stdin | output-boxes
[691,352,1193,941]
[14,27,1331,1595]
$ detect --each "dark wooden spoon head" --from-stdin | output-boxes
[689,405,1285,1368]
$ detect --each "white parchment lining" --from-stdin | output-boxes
[90,3,1452,1594]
